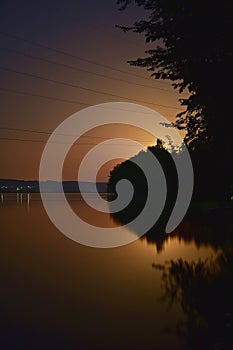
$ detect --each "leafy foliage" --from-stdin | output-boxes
[108,139,179,231]
[117,0,233,150]
[116,0,233,198]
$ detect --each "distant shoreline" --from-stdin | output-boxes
[0,179,108,193]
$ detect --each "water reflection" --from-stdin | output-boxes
[1,192,31,207]
[110,200,233,253]
[111,200,233,349]
[1,193,232,349]
[153,249,233,350]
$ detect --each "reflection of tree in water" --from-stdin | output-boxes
[153,209,233,349]
[111,201,233,253]
[153,250,233,350]
[111,200,233,348]
[108,138,233,252]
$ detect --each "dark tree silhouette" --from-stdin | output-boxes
[108,138,178,232]
[117,0,233,199]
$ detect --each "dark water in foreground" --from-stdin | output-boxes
[0,194,232,350]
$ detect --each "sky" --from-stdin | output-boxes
[0,0,186,181]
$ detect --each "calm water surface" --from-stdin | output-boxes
[0,194,227,350]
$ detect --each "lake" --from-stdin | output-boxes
[1,193,232,350]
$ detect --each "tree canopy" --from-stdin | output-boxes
[117,0,232,150]
[108,139,179,230]
[117,0,233,198]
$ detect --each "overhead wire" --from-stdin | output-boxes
[0,136,153,147]
[0,66,182,110]
[0,87,181,119]
[0,30,173,85]
[0,46,177,93]
[0,126,155,143]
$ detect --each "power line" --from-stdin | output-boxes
[0,47,176,93]
[0,87,179,118]
[0,30,171,85]
[0,87,87,106]
[0,136,47,143]
[0,136,151,147]
[0,66,182,110]
[0,126,155,143]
